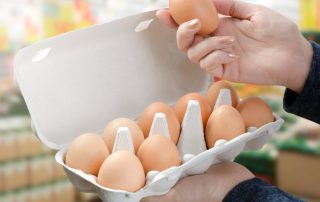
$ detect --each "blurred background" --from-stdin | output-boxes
[0,0,320,201]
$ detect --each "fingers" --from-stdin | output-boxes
[177,19,201,51]
[156,9,178,29]
[199,50,239,77]
[185,35,238,78]
[212,0,259,19]
[188,36,235,63]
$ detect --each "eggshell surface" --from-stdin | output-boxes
[65,133,109,176]
[138,102,180,144]
[103,118,144,153]
[169,0,219,35]
[97,151,145,192]
[174,92,212,127]
[205,105,245,148]
[206,80,239,108]
[237,97,274,128]
[137,134,181,174]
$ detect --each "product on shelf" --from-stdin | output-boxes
[29,156,54,186]
[1,160,28,191]
[0,132,17,161]
[52,180,76,202]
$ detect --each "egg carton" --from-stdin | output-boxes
[55,90,283,202]
[14,10,283,202]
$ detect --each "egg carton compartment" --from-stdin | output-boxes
[55,90,283,202]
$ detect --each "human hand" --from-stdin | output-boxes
[157,0,313,93]
[141,162,254,202]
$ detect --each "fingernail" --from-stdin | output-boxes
[188,19,199,29]
[214,76,222,81]
[228,53,240,58]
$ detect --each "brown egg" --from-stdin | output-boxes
[97,151,145,192]
[174,93,212,127]
[65,133,109,176]
[138,102,180,144]
[103,118,144,153]
[237,97,274,128]
[169,0,219,36]
[205,105,245,148]
[137,134,181,174]
[206,80,239,108]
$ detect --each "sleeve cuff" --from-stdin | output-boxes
[283,41,320,123]
[223,178,303,202]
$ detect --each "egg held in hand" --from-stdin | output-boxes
[237,97,274,128]
[97,151,145,192]
[137,134,181,174]
[174,92,212,127]
[205,105,245,148]
[103,118,144,153]
[206,80,239,108]
[138,102,180,144]
[169,0,219,36]
[65,133,109,176]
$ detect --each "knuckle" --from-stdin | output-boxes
[199,60,207,69]
[187,50,198,63]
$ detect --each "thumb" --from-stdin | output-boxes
[212,0,259,19]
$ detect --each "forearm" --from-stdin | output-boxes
[283,41,320,123]
[223,178,304,202]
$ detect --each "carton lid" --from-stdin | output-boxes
[14,11,210,150]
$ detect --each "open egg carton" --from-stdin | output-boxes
[14,11,283,202]
[56,90,283,202]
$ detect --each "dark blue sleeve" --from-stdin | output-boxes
[223,178,304,202]
[283,41,320,123]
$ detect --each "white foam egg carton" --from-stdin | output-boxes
[54,90,283,202]
[14,10,283,202]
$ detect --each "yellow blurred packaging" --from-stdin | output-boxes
[300,0,320,30]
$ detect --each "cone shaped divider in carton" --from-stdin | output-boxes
[112,127,135,154]
[148,113,170,138]
[214,89,232,109]
[177,100,206,159]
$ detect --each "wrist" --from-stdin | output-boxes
[286,37,313,93]
[206,163,254,201]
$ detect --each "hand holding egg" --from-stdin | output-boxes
[169,0,219,36]
[159,0,311,91]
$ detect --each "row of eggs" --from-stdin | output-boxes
[64,81,274,192]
